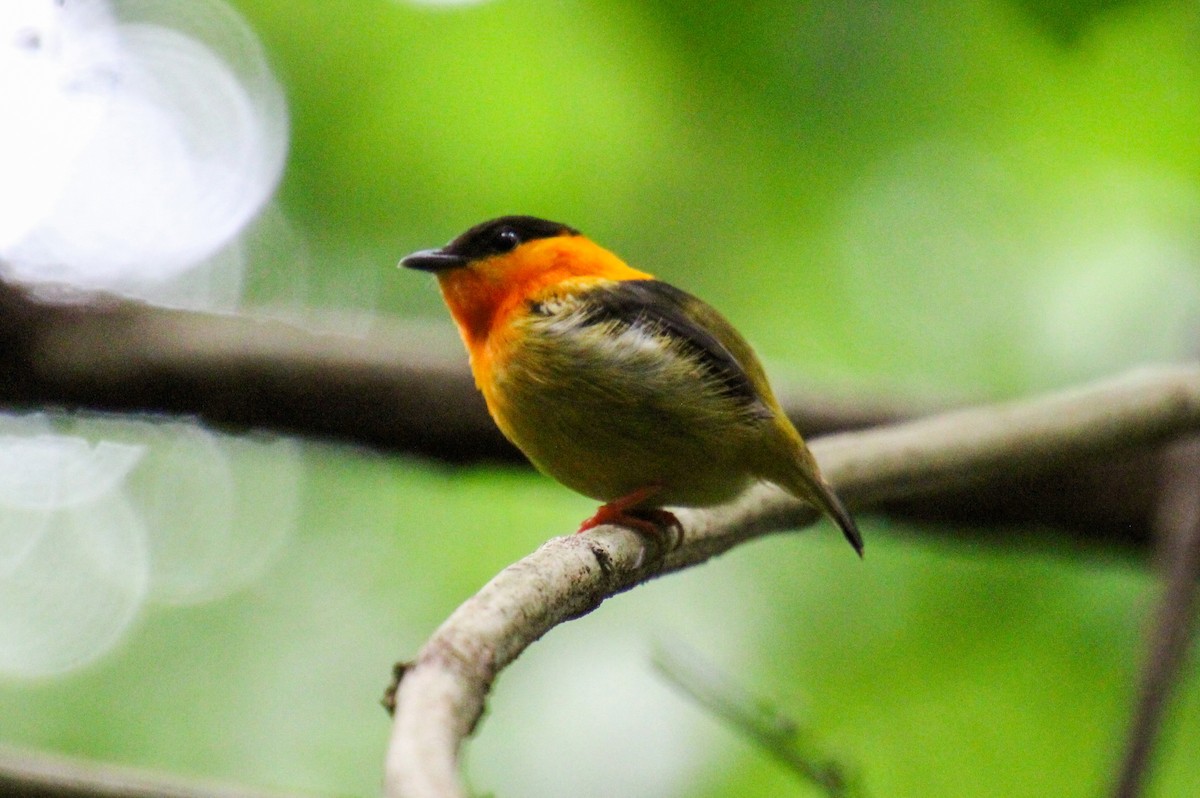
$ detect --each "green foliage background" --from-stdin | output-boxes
[3,1,1200,796]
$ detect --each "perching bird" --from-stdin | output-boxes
[401,216,862,556]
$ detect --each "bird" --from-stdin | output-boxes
[400,215,863,556]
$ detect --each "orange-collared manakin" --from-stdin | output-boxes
[401,216,862,556]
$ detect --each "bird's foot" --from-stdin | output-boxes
[576,486,683,548]
[628,507,685,549]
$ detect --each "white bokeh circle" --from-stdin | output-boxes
[0,0,287,304]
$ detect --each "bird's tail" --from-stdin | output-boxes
[809,476,864,558]
[777,448,864,558]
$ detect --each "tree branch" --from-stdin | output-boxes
[0,279,506,462]
[0,745,303,798]
[0,278,1180,549]
[383,366,1200,798]
[0,279,902,462]
[1111,438,1200,798]
[650,641,858,797]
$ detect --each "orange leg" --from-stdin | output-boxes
[576,485,682,541]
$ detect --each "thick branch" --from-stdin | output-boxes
[0,279,1179,548]
[0,280,900,461]
[384,366,1200,798]
[0,279,505,462]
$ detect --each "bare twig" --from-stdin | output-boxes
[0,278,1182,548]
[651,642,858,798]
[384,366,1200,798]
[1111,438,1200,798]
[0,745,303,798]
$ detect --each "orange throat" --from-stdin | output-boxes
[434,235,653,362]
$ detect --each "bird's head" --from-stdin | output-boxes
[400,215,650,347]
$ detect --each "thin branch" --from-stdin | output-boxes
[651,641,858,797]
[383,366,1200,798]
[0,278,1179,549]
[0,745,303,798]
[1111,438,1200,798]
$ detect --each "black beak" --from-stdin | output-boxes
[399,248,468,273]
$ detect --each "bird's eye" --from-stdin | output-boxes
[492,227,520,254]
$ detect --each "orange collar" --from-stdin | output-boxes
[436,235,652,351]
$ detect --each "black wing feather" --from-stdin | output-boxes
[574,280,765,411]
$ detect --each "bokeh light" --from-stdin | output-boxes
[0,414,300,678]
[0,0,287,307]
[0,425,149,678]
[114,420,301,606]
